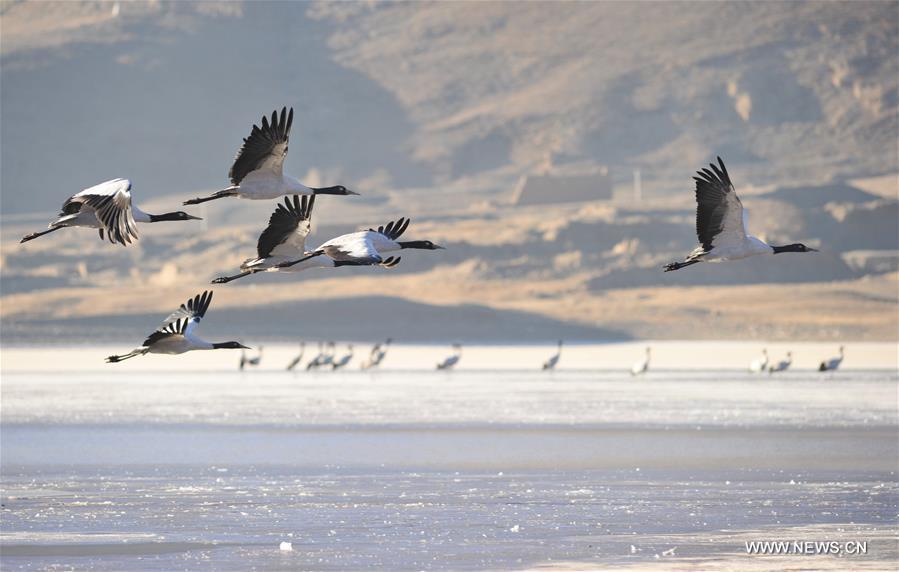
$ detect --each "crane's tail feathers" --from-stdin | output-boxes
[184,188,238,206]
[818,362,827,372]
[277,250,325,269]
[106,348,148,363]
[20,226,63,243]
[211,271,253,284]
[663,260,700,272]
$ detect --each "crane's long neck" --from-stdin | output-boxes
[131,205,152,223]
[148,212,186,222]
[131,205,182,223]
[399,241,430,250]
[771,244,803,254]
[284,177,313,194]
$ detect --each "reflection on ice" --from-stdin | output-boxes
[1,370,896,569]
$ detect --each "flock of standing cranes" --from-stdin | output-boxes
[625,346,844,376]
[233,339,845,374]
[257,339,395,371]
[744,346,845,374]
[19,106,833,367]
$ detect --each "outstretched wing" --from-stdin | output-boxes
[369,218,410,240]
[142,291,213,346]
[229,107,293,185]
[257,195,315,258]
[693,156,745,251]
[64,178,139,246]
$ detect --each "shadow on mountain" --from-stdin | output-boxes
[3,296,630,345]
[588,250,859,290]
[762,183,883,209]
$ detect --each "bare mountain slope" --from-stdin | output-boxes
[311,1,898,190]
[1,1,897,343]
[1,1,897,215]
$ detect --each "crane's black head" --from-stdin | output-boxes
[151,211,203,222]
[398,240,444,250]
[772,243,818,254]
[213,341,251,350]
[313,185,359,196]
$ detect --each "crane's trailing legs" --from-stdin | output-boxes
[20,227,64,243]
[211,271,254,284]
[184,188,239,206]
[664,259,701,272]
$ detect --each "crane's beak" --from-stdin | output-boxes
[185,214,203,220]
[238,343,251,350]
[434,244,446,249]
[808,247,819,252]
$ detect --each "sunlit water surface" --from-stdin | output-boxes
[2,370,897,570]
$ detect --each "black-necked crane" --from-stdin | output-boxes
[307,341,336,370]
[819,346,845,372]
[664,157,817,272]
[211,195,405,283]
[304,342,325,370]
[331,345,354,370]
[542,340,563,370]
[436,344,462,370]
[768,352,792,374]
[274,217,443,274]
[106,291,247,362]
[21,178,200,246]
[631,347,650,376]
[286,342,306,371]
[184,107,356,205]
[748,349,769,374]
[240,346,263,370]
[361,338,392,370]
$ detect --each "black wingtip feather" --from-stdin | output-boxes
[184,290,212,320]
[716,156,731,185]
[372,217,412,240]
[397,218,410,239]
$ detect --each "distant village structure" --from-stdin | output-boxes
[512,167,613,206]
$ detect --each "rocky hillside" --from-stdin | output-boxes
[2,1,897,212]
[1,1,896,343]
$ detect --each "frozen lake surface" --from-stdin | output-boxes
[2,370,897,570]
